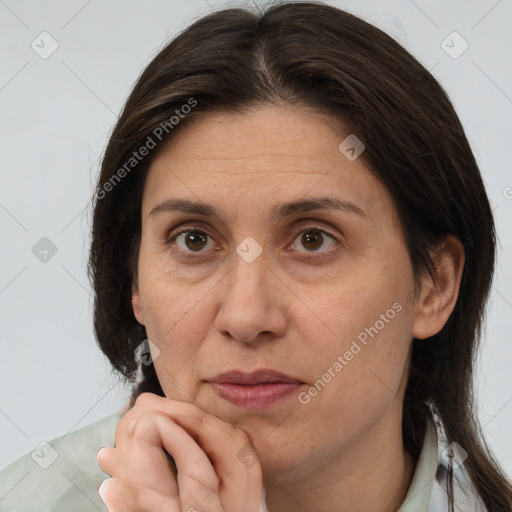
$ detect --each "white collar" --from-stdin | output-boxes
[399,409,488,512]
[260,410,487,511]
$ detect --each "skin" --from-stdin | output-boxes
[97,103,464,512]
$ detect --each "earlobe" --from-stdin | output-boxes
[412,236,465,340]
[132,283,145,325]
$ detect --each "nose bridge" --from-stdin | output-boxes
[229,236,268,302]
[214,235,285,343]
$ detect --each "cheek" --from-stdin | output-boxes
[293,329,412,463]
[138,263,211,340]
[257,326,413,477]
[138,276,217,395]
[295,269,403,356]
[295,266,413,415]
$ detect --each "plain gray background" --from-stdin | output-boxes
[1,0,511,478]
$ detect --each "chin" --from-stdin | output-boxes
[254,441,316,481]
[261,454,319,485]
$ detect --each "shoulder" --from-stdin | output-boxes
[0,412,123,512]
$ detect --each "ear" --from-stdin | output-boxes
[412,235,465,339]
[132,282,145,326]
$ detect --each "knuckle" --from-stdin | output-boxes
[126,410,170,444]
[128,411,156,439]
[114,414,130,441]
[117,410,138,439]
[116,409,146,440]
[134,391,156,407]
[232,424,251,443]
[115,399,171,445]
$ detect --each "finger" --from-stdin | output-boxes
[104,439,178,498]
[131,394,264,510]
[132,393,256,476]
[109,411,180,498]
[98,477,179,512]
[97,446,118,476]
[103,429,178,479]
[98,444,175,485]
[121,411,222,499]
[152,414,226,512]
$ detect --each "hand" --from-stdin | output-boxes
[96,392,265,512]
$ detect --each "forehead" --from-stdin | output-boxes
[153,104,346,164]
[141,104,394,221]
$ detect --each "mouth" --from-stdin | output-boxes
[206,369,305,410]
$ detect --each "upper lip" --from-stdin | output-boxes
[207,369,303,385]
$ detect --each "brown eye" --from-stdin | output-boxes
[292,228,336,253]
[175,230,213,252]
[301,229,324,251]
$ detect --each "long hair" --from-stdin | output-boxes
[87,2,512,510]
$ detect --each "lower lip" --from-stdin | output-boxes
[209,382,303,410]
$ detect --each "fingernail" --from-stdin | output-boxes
[98,479,108,502]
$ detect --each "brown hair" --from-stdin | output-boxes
[87,2,512,510]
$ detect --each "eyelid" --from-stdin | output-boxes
[165,221,216,243]
[165,219,341,256]
[286,224,339,259]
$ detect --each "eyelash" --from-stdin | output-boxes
[165,223,339,260]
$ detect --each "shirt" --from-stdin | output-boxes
[0,408,488,511]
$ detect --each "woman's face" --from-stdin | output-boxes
[132,104,423,481]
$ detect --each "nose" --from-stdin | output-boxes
[214,244,288,344]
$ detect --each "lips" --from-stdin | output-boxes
[208,369,303,385]
[207,369,305,410]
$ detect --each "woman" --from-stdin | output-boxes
[1,1,511,511]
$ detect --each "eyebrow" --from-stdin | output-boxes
[149,196,369,222]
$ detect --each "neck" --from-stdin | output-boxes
[263,407,417,512]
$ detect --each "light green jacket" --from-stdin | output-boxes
[0,409,487,511]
